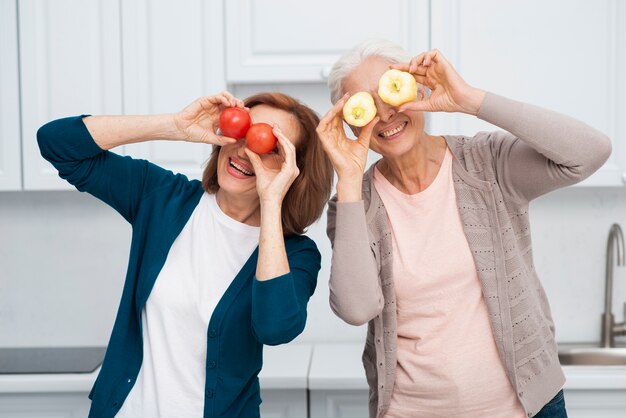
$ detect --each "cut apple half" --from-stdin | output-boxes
[342,92,377,127]
[378,69,417,107]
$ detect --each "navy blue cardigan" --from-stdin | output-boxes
[37,116,321,418]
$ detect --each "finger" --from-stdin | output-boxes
[243,148,264,174]
[218,90,240,107]
[211,134,238,146]
[357,116,379,149]
[273,125,296,164]
[411,74,435,90]
[398,101,431,113]
[389,62,410,72]
[422,49,440,67]
[319,93,349,131]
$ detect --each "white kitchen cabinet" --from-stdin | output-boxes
[0,393,90,418]
[18,0,123,190]
[120,0,227,180]
[0,345,311,418]
[0,0,22,191]
[428,0,626,186]
[562,365,626,418]
[225,0,430,83]
[309,344,626,418]
[309,344,369,418]
[259,344,311,418]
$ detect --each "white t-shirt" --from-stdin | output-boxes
[116,192,260,418]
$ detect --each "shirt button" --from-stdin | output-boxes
[206,389,214,398]
[208,329,217,338]
[208,361,216,369]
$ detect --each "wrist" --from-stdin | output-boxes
[459,87,486,116]
[260,199,283,213]
[166,113,186,141]
[336,178,363,202]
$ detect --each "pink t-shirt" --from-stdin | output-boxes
[374,149,525,418]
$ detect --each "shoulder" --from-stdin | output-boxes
[139,164,204,211]
[285,233,318,251]
[445,131,517,164]
[284,234,321,262]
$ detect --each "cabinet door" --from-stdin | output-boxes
[0,0,21,191]
[310,390,369,418]
[120,0,226,180]
[19,0,123,190]
[429,0,626,186]
[225,0,430,83]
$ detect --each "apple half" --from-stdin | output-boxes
[378,69,417,107]
[342,92,377,127]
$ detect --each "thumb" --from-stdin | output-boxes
[398,101,431,113]
[357,116,379,148]
[243,148,263,174]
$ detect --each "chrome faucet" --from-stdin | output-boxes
[601,223,626,347]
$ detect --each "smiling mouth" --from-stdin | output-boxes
[229,158,254,176]
[379,122,408,139]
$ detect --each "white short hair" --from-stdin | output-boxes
[327,39,412,104]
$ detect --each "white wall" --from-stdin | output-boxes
[1,82,626,348]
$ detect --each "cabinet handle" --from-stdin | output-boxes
[320,66,331,80]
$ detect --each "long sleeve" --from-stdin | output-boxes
[37,116,181,224]
[477,92,612,202]
[251,236,320,345]
[326,197,383,326]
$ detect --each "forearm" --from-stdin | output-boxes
[83,114,182,150]
[256,202,290,281]
[477,92,611,169]
[328,201,383,325]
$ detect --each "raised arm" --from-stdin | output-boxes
[317,98,383,326]
[37,93,243,223]
[395,49,611,201]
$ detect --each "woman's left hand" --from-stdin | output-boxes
[244,125,299,206]
[391,49,485,115]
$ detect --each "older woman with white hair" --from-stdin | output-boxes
[317,39,611,418]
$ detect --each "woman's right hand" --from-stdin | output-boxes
[317,93,379,182]
[172,92,244,146]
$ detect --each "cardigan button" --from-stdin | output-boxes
[208,329,217,338]
[208,361,216,369]
[206,389,214,398]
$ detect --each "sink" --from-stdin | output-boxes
[558,347,626,366]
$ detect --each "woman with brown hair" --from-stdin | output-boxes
[37,91,333,418]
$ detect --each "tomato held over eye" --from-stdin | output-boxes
[245,123,278,154]
[219,107,251,139]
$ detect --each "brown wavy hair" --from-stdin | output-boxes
[202,92,334,236]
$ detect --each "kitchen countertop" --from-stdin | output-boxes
[3,343,626,394]
[308,343,626,391]
[0,344,313,394]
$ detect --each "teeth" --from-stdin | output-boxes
[230,159,254,176]
[381,123,405,138]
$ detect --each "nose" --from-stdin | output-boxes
[373,94,397,122]
[235,141,248,157]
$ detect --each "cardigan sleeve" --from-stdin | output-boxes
[251,235,320,345]
[477,92,612,202]
[326,196,383,326]
[37,115,180,224]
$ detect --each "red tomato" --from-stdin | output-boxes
[219,107,251,139]
[245,123,277,154]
